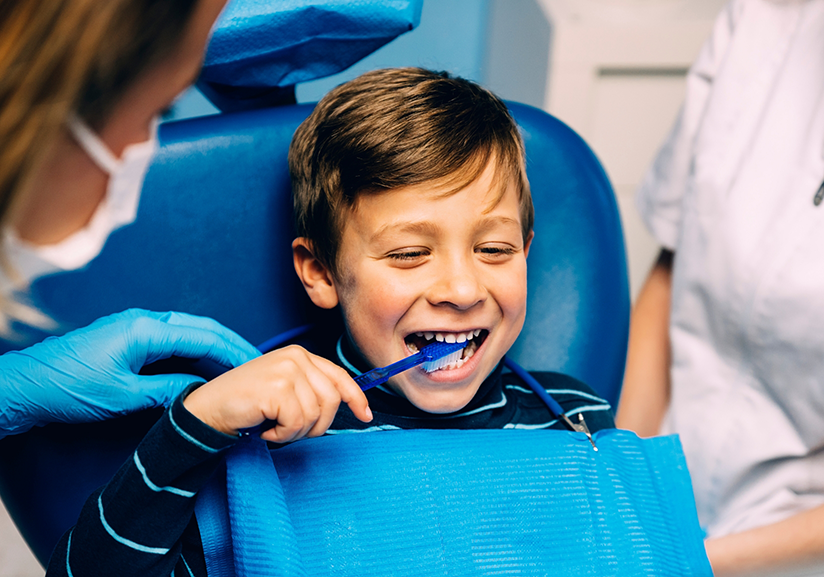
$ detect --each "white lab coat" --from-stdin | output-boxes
[637,0,824,537]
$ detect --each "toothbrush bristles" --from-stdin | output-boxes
[422,348,464,373]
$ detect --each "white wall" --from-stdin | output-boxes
[0,497,42,576]
[173,0,729,301]
[537,0,728,299]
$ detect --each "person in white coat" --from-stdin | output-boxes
[617,0,824,574]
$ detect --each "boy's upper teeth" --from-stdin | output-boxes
[420,330,481,343]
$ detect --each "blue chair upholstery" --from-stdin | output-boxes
[0,102,628,566]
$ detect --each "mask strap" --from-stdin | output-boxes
[67,113,120,175]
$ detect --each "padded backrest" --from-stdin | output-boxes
[0,102,628,565]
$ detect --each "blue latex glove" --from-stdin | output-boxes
[0,309,260,437]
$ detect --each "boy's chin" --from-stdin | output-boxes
[392,382,479,415]
[410,397,473,415]
[390,355,501,414]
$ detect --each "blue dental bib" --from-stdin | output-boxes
[196,428,711,576]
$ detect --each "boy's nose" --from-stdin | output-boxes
[425,259,487,311]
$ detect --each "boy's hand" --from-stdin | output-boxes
[183,345,373,443]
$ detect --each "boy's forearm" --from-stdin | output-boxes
[615,249,673,437]
[46,386,237,577]
[706,504,824,576]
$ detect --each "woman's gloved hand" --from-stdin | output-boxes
[0,308,260,437]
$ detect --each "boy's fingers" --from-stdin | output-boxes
[304,375,342,438]
[314,357,373,423]
[257,351,342,441]
[292,380,323,439]
[266,391,305,443]
[294,354,347,438]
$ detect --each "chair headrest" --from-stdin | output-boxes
[199,0,423,111]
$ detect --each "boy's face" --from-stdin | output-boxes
[295,160,532,414]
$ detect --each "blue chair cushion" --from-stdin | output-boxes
[199,0,423,110]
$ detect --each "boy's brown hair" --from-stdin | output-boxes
[289,67,533,276]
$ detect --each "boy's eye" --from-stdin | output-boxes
[386,249,430,262]
[477,246,516,254]
[476,245,518,259]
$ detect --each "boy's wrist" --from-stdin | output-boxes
[175,383,242,446]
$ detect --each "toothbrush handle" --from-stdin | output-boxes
[354,340,467,391]
[355,351,425,391]
[354,367,391,390]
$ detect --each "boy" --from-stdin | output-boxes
[47,68,614,577]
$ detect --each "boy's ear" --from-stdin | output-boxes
[524,230,535,258]
[292,238,339,309]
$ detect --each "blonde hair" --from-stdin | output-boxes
[0,0,198,225]
[0,0,198,333]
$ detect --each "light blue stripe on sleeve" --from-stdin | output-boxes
[168,408,220,454]
[181,555,196,577]
[504,419,558,430]
[133,452,196,498]
[66,529,75,577]
[98,494,169,554]
[567,404,612,416]
[326,424,402,434]
[547,388,613,408]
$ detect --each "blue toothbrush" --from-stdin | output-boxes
[240,339,468,436]
[354,339,467,390]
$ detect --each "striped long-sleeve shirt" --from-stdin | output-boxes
[45,334,614,576]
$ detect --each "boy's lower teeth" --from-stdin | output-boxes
[445,356,468,370]
[406,332,486,373]
[423,345,476,373]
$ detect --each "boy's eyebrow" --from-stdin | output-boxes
[475,215,522,233]
[370,216,522,243]
[370,221,440,242]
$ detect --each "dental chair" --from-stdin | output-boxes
[0,100,629,568]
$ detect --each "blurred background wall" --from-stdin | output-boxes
[174,0,729,300]
[0,1,727,574]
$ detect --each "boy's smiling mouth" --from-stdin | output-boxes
[404,330,489,372]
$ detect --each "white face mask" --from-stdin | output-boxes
[1,114,159,293]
